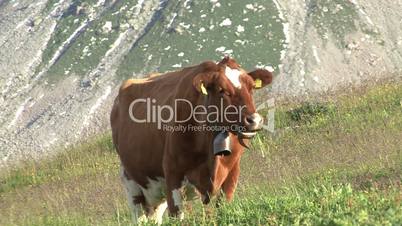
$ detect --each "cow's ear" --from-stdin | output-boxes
[248,69,273,89]
[192,73,216,95]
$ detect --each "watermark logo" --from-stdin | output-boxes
[256,98,275,133]
[127,97,275,133]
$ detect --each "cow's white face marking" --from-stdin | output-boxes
[225,66,242,88]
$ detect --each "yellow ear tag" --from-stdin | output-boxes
[255,79,262,88]
[200,83,208,95]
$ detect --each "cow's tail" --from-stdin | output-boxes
[110,96,120,153]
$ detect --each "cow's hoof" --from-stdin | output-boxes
[202,194,210,204]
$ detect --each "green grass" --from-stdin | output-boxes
[42,0,64,16]
[1,82,402,225]
[37,0,122,83]
[174,172,402,225]
[38,0,286,83]
[116,0,284,78]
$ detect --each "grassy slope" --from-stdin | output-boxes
[117,0,284,78]
[1,82,402,225]
[36,0,284,83]
[40,0,122,82]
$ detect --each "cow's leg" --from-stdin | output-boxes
[163,136,186,218]
[221,161,240,202]
[120,166,147,224]
[139,177,168,224]
[164,172,185,219]
[148,201,168,225]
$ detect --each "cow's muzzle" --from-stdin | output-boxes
[244,113,263,132]
[236,113,263,149]
[237,131,258,139]
[213,131,231,156]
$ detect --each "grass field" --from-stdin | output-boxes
[1,81,402,225]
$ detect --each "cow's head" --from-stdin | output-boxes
[192,57,273,148]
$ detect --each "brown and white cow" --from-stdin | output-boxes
[110,57,273,224]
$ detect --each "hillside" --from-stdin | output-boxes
[1,81,401,225]
[1,0,402,169]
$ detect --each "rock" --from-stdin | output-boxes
[102,21,113,33]
[219,18,232,27]
[80,79,92,88]
[174,26,184,34]
[76,3,87,15]
[25,18,34,27]
[346,42,359,50]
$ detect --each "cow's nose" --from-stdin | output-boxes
[244,113,263,131]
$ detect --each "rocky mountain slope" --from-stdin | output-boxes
[1,0,402,168]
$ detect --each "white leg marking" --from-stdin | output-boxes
[136,177,167,224]
[140,177,166,207]
[150,201,168,225]
[120,166,147,224]
[172,188,184,220]
[172,189,182,207]
[182,179,198,201]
